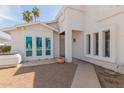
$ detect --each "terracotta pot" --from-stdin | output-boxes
[57,57,65,64]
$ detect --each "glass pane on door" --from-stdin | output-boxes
[36,37,42,56]
[46,37,51,55]
[26,36,32,57]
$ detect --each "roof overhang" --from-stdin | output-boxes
[0,22,59,32]
[44,20,58,24]
[59,31,65,35]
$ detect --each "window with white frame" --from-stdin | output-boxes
[94,33,99,55]
[86,34,91,54]
[103,30,110,57]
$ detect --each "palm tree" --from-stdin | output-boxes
[23,10,33,23]
[32,7,40,22]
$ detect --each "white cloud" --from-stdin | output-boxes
[0,14,16,21]
[0,6,22,22]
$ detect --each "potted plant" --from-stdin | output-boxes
[56,57,65,64]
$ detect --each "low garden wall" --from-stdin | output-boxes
[0,54,22,67]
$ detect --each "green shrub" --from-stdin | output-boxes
[0,45,11,53]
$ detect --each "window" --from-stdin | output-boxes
[104,30,110,57]
[36,37,42,56]
[94,33,99,55]
[46,37,51,55]
[26,36,32,57]
[87,34,91,54]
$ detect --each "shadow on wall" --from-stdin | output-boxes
[14,63,77,88]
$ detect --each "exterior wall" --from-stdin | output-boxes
[58,11,67,32]
[58,5,84,32]
[46,21,59,30]
[72,31,84,60]
[65,6,84,31]
[10,28,25,60]
[53,31,60,57]
[8,24,59,61]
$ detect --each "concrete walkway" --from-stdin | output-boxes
[71,59,101,88]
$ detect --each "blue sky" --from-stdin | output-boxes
[0,5,62,29]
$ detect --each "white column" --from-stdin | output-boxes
[65,29,72,62]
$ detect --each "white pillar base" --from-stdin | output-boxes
[65,57,72,63]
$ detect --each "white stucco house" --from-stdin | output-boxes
[1,5,124,73]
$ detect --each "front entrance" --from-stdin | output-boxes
[59,30,84,60]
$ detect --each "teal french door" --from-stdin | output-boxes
[26,36,32,57]
[36,37,42,56]
[46,37,51,55]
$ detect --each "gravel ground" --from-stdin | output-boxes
[94,65,124,88]
[0,63,77,88]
